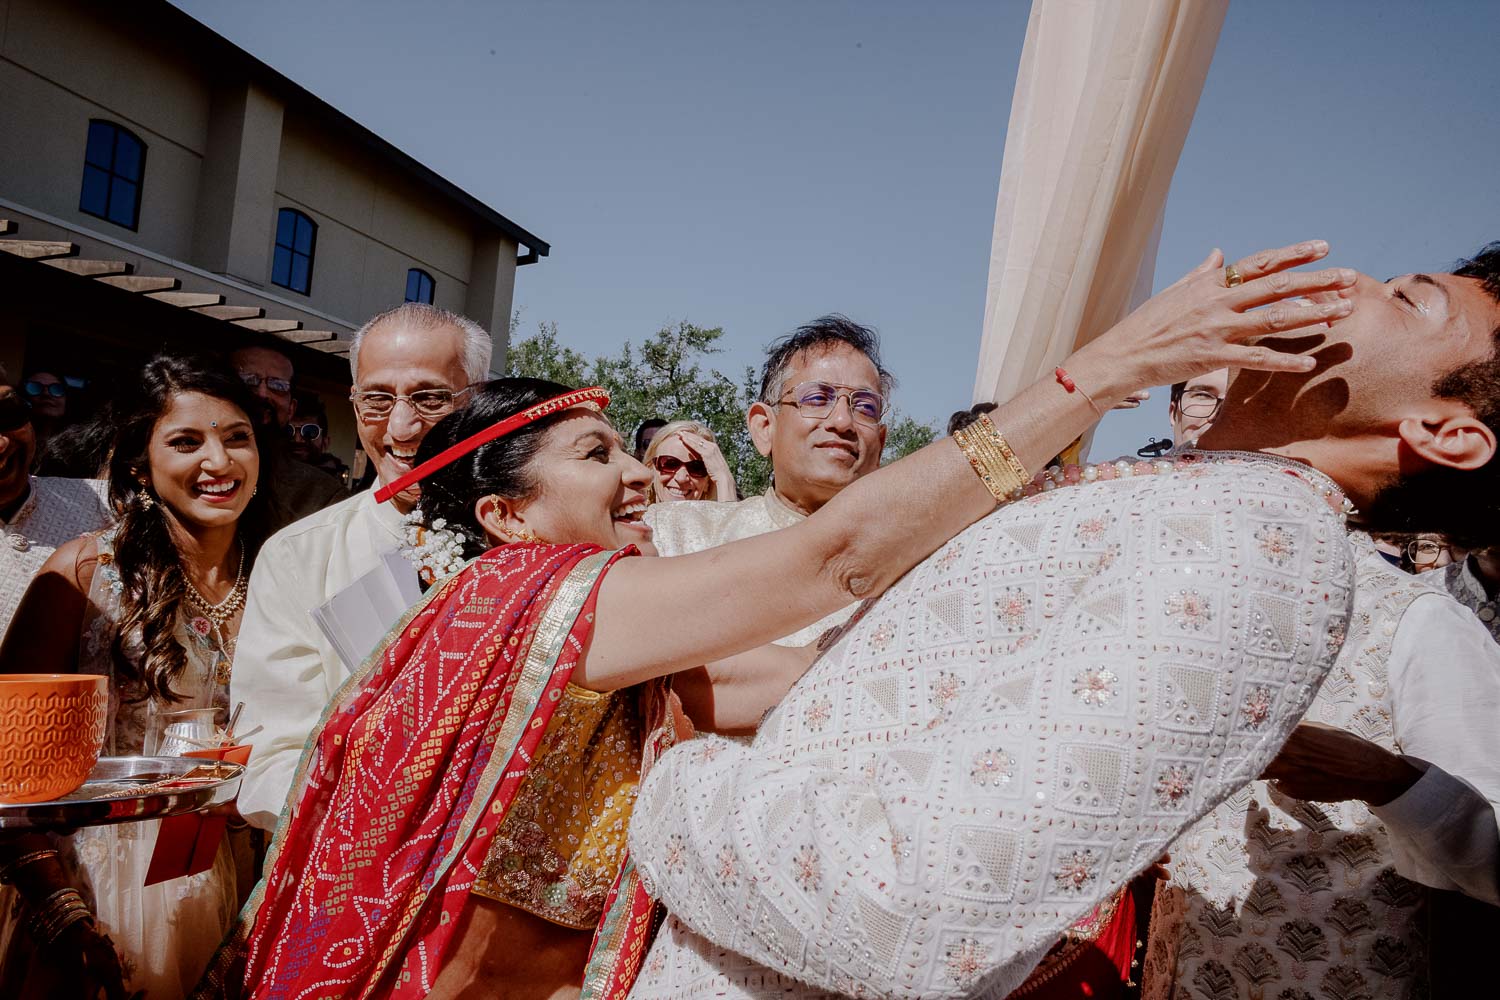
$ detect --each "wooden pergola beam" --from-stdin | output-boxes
[0,240,77,260]
[274,329,335,343]
[147,290,226,308]
[96,274,181,293]
[193,304,265,321]
[43,258,133,277]
[234,317,303,334]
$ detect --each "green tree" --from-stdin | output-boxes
[881,410,938,465]
[504,319,772,496]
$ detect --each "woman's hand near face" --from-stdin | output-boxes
[679,431,737,502]
[1065,241,1358,400]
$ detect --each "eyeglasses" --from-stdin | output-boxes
[0,391,32,432]
[350,385,472,420]
[776,381,884,425]
[286,422,323,441]
[1407,538,1450,567]
[654,455,708,478]
[1176,389,1224,420]
[22,381,66,399]
[239,372,292,394]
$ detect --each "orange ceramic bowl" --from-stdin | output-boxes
[0,674,109,803]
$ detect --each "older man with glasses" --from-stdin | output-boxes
[231,303,491,831]
[644,316,891,708]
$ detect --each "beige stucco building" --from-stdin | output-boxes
[0,0,547,468]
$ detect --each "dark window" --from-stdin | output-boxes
[272,208,317,295]
[404,268,435,304]
[79,120,146,229]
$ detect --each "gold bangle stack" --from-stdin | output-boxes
[952,414,1030,504]
[28,886,92,946]
[0,848,59,885]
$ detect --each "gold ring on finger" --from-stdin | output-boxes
[1224,264,1244,287]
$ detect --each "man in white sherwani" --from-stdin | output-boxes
[1137,247,1500,1000]
[232,303,491,830]
[628,248,1500,998]
[645,315,891,649]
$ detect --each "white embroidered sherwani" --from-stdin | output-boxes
[1141,533,1500,1000]
[645,489,857,647]
[0,476,110,641]
[231,487,407,829]
[629,457,1357,999]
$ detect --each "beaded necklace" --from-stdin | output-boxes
[183,539,246,685]
[1022,448,1355,521]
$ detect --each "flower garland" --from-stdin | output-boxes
[400,508,470,585]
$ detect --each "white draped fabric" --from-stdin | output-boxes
[974,0,1228,407]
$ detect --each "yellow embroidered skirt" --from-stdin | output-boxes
[472,684,644,929]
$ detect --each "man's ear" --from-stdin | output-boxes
[474,493,529,542]
[1397,412,1497,471]
[747,401,775,459]
[876,422,888,457]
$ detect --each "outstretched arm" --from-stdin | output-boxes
[579,241,1357,691]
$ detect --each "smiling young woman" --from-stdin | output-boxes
[0,353,276,1000]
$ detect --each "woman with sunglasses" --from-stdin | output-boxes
[641,419,737,502]
[193,242,1357,1000]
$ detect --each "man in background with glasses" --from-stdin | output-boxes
[232,303,491,831]
[647,314,892,655]
[1166,368,1229,447]
[230,344,346,530]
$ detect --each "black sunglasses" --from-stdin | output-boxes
[0,392,33,433]
[23,380,66,399]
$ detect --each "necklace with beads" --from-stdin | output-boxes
[1022,448,1355,521]
[183,539,246,684]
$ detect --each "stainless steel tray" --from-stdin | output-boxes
[0,756,243,830]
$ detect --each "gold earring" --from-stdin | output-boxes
[138,489,154,511]
[507,526,545,544]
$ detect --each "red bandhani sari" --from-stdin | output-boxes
[195,543,668,1000]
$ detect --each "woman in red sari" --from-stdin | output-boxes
[199,241,1352,1000]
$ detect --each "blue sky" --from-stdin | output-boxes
[173,0,1500,458]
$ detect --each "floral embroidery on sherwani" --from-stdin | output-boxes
[628,457,1355,999]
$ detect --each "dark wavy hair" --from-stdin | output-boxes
[414,377,579,558]
[1365,242,1500,548]
[107,354,273,703]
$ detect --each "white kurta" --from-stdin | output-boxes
[644,490,857,647]
[0,476,110,641]
[1141,534,1500,1000]
[231,487,406,829]
[629,457,1356,999]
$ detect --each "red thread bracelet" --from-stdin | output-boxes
[1054,367,1103,416]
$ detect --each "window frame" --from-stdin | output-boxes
[404,267,436,304]
[272,208,318,296]
[78,119,147,231]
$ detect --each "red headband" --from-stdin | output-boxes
[374,386,611,504]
